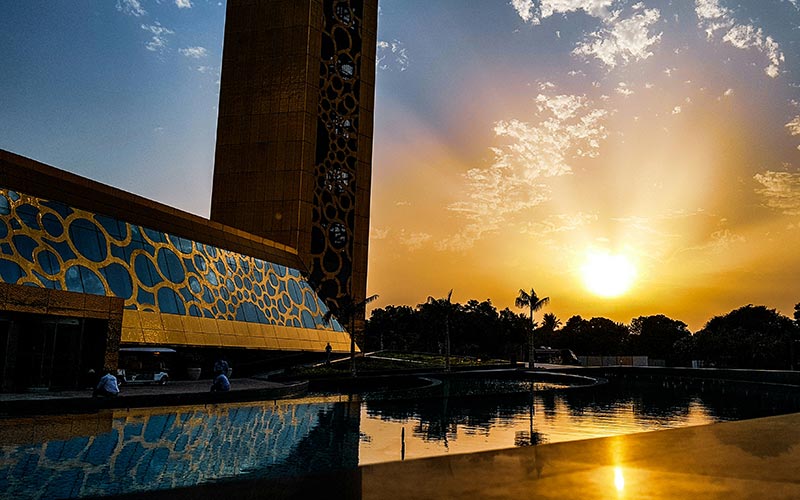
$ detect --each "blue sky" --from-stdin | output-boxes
[3,1,800,328]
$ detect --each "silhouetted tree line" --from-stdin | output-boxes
[365,299,800,369]
[363,299,530,361]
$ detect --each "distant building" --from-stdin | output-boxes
[0,0,378,391]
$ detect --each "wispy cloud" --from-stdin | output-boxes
[377,39,409,72]
[754,169,800,215]
[401,231,432,251]
[141,22,175,53]
[179,46,208,58]
[695,0,784,78]
[440,92,607,250]
[175,0,193,8]
[117,0,146,17]
[522,212,598,235]
[512,0,613,25]
[573,5,662,69]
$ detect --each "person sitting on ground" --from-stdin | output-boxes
[210,371,230,392]
[93,369,120,398]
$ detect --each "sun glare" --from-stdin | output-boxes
[581,251,637,298]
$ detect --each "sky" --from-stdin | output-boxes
[2,0,800,330]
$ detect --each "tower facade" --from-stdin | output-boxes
[211,0,377,316]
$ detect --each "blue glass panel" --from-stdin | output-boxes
[226,255,237,272]
[243,277,252,290]
[109,244,127,262]
[301,310,315,329]
[253,283,262,296]
[0,194,10,215]
[220,286,229,300]
[202,286,214,304]
[0,220,6,239]
[178,286,195,303]
[0,259,25,282]
[216,299,226,313]
[137,288,155,306]
[68,218,107,263]
[37,250,60,275]
[188,276,201,294]
[215,260,226,276]
[142,227,165,243]
[239,258,250,274]
[289,268,301,278]
[157,248,185,284]
[182,257,196,275]
[205,245,217,258]
[270,307,279,319]
[94,215,127,241]
[10,218,20,230]
[269,273,278,288]
[203,309,214,319]
[189,304,202,317]
[44,238,77,262]
[253,267,263,283]
[168,234,193,254]
[288,279,303,304]
[129,226,155,256]
[193,254,207,272]
[41,213,63,237]
[101,263,133,300]
[225,278,235,293]
[274,264,287,277]
[157,287,185,315]
[1,243,11,255]
[33,270,60,289]
[205,269,218,286]
[230,295,238,306]
[234,275,243,288]
[304,290,319,313]
[291,318,300,328]
[40,200,73,218]
[7,191,19,201]
[277,300,287,314]
[282,294,291,309]
[134,254,162,287]
[81,266,105,295]
[265,282,276,297]
[235,303,267,323]
[12,235,38,262]
[254,258,264,270]
[16,204,40,229]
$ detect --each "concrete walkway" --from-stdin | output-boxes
[0,377,308,416]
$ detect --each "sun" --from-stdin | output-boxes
[580,251,637,298]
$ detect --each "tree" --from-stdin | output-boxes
[628,315,690,362]
[794,303,800,323]
[515,288,550,368]
[422,290,455,371]
[323,294,379,376]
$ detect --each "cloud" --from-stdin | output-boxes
[370,227,389,240]
[523,212,598,235]
[377,39,409,72]
[512,0,614,24]
[573,5,662,68]
[615,82,634,96]
[695,0,784,78]
[116,0,146,16]
[440,92,607,250]
[141,22,175,53]
[179,46,208,58]
[672,106,682,114]
[401,232,432,251]
[786,115,800,136]
[175,0,193,8]
[754,170,800,215]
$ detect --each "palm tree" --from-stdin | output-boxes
[515,288,549,369]
[425,290,454,372]
[540,313,562,332]
[323,293,379,377]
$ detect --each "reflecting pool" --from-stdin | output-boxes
[1,377,799,499]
